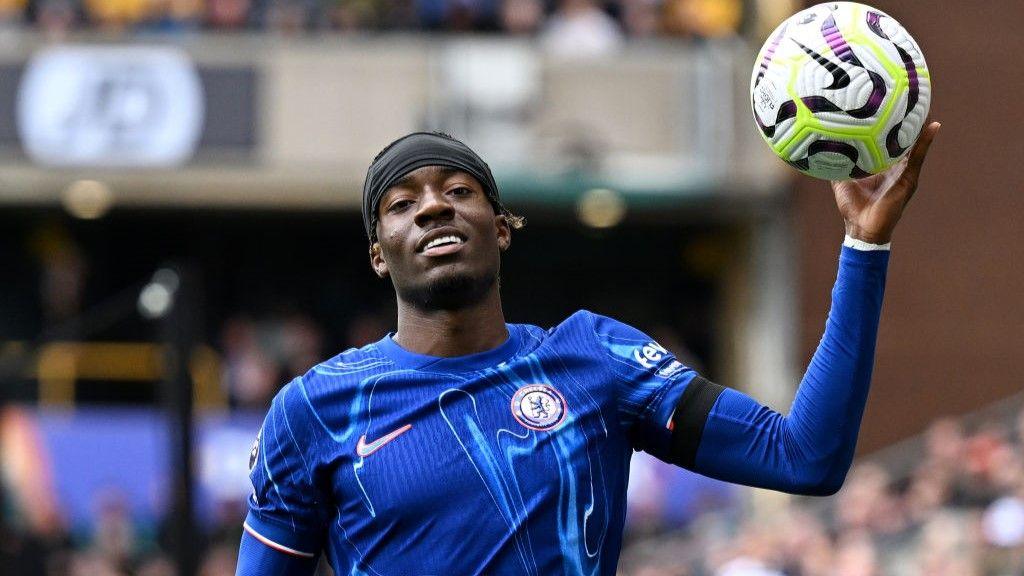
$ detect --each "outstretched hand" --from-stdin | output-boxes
[832,121,941,244]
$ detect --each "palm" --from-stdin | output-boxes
[831,121,940,244]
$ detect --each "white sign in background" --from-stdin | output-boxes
[17,46,205,168]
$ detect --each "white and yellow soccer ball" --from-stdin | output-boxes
[750,2,930,180]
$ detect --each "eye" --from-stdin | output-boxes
[450,186,473,197]
[387,199,414,213]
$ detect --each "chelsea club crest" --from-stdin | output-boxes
[511,384,567,431]
[249,429,261,471]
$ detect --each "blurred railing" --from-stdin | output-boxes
[3,340,225,407]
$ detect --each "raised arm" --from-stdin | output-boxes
[678,122,941,495]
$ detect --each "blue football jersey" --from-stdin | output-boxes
[243,247,893,575]
[245,310,696,575]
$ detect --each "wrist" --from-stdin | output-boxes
[844,235,891,251]
[844,224,892,245]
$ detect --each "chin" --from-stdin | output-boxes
[400,269,496,311]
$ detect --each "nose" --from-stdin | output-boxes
[413,187,454,228]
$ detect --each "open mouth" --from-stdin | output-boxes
[417,230,467,257]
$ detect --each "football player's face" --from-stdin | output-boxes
[370,166,510,310]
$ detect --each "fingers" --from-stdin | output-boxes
[895,121,941,199]
[906,121,941,175]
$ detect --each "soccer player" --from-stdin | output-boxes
[237,123,940,575]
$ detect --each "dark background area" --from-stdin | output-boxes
[0,208,723,402]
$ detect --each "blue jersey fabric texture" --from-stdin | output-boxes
[238,245,889,576]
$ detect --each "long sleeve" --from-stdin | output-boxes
[689,244,889,495]
[238,379,328,572]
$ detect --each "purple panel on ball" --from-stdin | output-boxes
[885,124,908,158]
[846,70,887,119]
[801,95,843,114]
[808,140,860,161]
[755,99,799,138]
[885,40,922,157]
[865,11,889,39]
[821,14,856,63]
[755,25,788,86]
[895,43,920,111]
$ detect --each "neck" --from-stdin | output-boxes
[393,287,508,357]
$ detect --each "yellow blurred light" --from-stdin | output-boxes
[62,180,114,220]
[577,188,626,229]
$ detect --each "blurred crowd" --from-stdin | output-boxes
[0,472,250,576]
[619,411,1024,576]
[0,0,749,44]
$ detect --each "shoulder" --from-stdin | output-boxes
[274,341,395,418]
[554,311,669,368]
[548,309,643,340]
[311,341,392,381]
[525,310,650,358]
[547,309,601,334]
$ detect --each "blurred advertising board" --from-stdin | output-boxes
[6,407,735,534]
[10,407,262,532]
[17,47,205,167]
[0,51,257,167]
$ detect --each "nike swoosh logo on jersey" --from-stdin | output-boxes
[356,424,412,457]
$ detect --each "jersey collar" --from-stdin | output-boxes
[376,324,522,373]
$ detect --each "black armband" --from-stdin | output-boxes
[668,376,726,469]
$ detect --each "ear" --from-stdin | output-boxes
[370,243,389,278]
[496,214,511,252]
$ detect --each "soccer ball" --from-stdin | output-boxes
[750,2,930,180]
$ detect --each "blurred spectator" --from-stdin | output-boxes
[220,316,278,407]
[1,406,64,537]
[716,557,783,576]
[832,533,879,576]
[220,312,323,407]
[833,463,905,536]
[137,556,176,576]
[0,0,26,27]
[662,0,740,39]
[498,0,538,35]
[144,0,204,32]
[619,0,657,38]
[326,0,377,31]
[29,223,87,327]
[91,492,137,572]
[262,0,313,33]
[36,0,79,36]
[206,0,250,28]
[83,0,149,31]
[540,0,623,58]
[198,543,238,576]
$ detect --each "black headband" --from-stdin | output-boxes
[362,132,503,241]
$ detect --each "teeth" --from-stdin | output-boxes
[424,235,463,250]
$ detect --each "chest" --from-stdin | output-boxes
[323,364,623,523]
